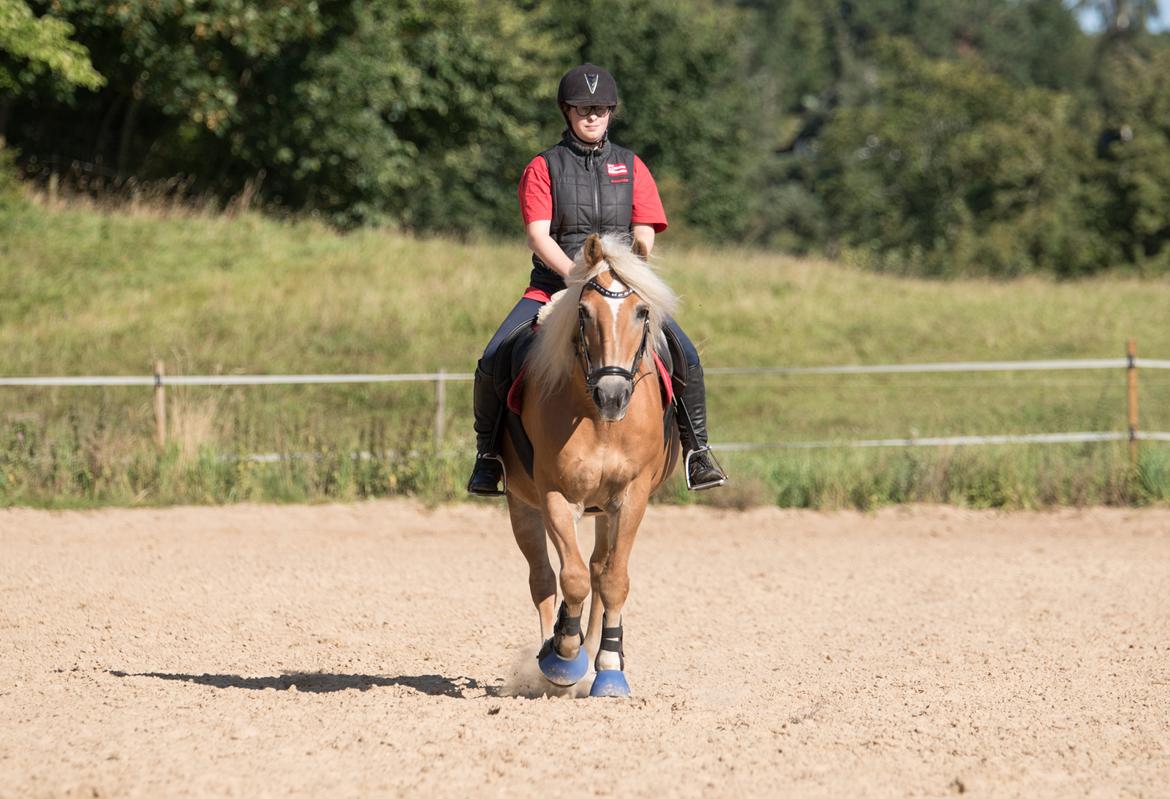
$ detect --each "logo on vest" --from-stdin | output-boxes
[585,74,599,94]
[607,163,628,177]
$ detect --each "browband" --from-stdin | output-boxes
[584,278,634,299]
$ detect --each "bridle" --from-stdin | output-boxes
[576,276,651,392]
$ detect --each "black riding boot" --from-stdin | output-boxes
[673,362,728,490]
[467,364,506,496]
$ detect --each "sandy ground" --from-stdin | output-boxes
[0,501,1168,798]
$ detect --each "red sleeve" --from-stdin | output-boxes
[631,155,668,233]
[518,156,552,224]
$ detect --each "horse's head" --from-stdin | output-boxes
[576,235,653,422]
[528,233,677,410]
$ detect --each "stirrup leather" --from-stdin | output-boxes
[467,453,507,496]
[685,446,727,491]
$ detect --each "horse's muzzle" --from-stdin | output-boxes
[592,375,632,422]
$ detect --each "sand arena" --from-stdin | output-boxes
[1,501,1167,796]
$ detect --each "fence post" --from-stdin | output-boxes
[1127,339,1138,464]
[434,369,447,451]
[153,360,167,450]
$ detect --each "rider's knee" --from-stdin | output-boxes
[663,320,700,371]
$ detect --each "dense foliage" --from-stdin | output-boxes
[0,0,101,99]
[2,0,1170,274]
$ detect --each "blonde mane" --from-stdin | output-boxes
[528,234,678,397]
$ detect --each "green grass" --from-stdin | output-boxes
[2,196,1169,508]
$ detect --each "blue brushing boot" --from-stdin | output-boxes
[589,620,630,697]
[537,637,589,686]
[589,669,630,697]
[538,601,588,686]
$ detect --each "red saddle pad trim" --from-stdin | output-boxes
[652,351,675,405]
[507,364,528,415]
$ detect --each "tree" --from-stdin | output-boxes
[1093,46,1170,270]
[811,40,1107,275]
[231,0,570,229]
[8,0,570,228]
[0,0,102,93]
[0,0,102,142]
[550,0,757,239]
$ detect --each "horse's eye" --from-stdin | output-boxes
[578,305,591,320]
[635,305,649,320]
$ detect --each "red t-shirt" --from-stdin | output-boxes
[518,154,668,233]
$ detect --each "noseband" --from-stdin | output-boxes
[576,277,651,391]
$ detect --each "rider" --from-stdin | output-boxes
[467,63,727,495]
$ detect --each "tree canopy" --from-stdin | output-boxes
[4,0,1170,274]
[0,0,102,100]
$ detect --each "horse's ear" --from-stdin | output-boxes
[631,238,649,261]
[583,234,604,267]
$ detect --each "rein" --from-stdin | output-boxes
[576,277,651,392]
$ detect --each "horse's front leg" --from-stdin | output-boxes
[589,481,652,698]
[584,513,612,660]
[536,491,591,686]
[506,495,556,642]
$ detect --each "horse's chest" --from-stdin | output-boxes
[555,447,639,500]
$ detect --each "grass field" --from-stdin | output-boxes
[2,195,1169,508]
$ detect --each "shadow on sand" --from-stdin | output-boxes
[109,670,498,697]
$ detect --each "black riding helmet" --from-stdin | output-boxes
[557,63,619,107]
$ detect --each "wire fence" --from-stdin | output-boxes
[3,352,1169,454]
[5,357,1170,387]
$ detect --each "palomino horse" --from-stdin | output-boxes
[502,233,681,697]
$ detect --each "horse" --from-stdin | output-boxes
[501,232,681,697]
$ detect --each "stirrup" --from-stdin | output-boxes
[685,446,727,491]
[467,453,507,496]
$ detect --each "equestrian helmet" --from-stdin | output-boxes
[557,64,619,107]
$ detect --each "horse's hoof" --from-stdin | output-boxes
[589,669,630,698]
[537,640,589,686]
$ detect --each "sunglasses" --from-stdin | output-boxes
[570,105,613,118]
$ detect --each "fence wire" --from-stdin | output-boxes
[2,356,1169,387]
[3,357,1168,452]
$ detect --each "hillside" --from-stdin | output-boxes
[2,200,1168,507]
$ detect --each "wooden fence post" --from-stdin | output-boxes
[1127,339,1138,465]
[434,369,446,451]
[153,360,167,450]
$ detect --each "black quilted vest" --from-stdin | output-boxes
[529,131,636,293]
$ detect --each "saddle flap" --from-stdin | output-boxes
[491,319,539,399]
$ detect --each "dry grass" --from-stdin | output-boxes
[168,392,220,463]
[1,195,1169,508]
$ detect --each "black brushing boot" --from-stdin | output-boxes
[466,365,507,496]
[673,362,728,490]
